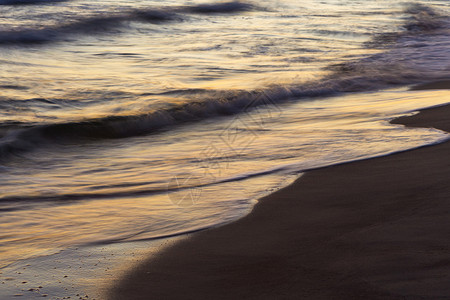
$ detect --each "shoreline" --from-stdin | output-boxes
[110,88,450,299]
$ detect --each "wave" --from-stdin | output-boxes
[0,162,284,208]
[0,74,445,158]
[0,84,28,90]
[0,10,182,45]
[366,3,448,48]
[0,1,257,45]
[0,0,66,5]
[181,1,255,14]
[0,3,449,159]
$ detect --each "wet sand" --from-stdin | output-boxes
[110,85,450,299]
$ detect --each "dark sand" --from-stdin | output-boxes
[111,88,450,299]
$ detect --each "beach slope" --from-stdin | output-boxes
[110,97,450,299]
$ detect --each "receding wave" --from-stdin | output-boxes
[0,1,257,45]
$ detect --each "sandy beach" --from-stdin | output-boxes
[110,85,450,299]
